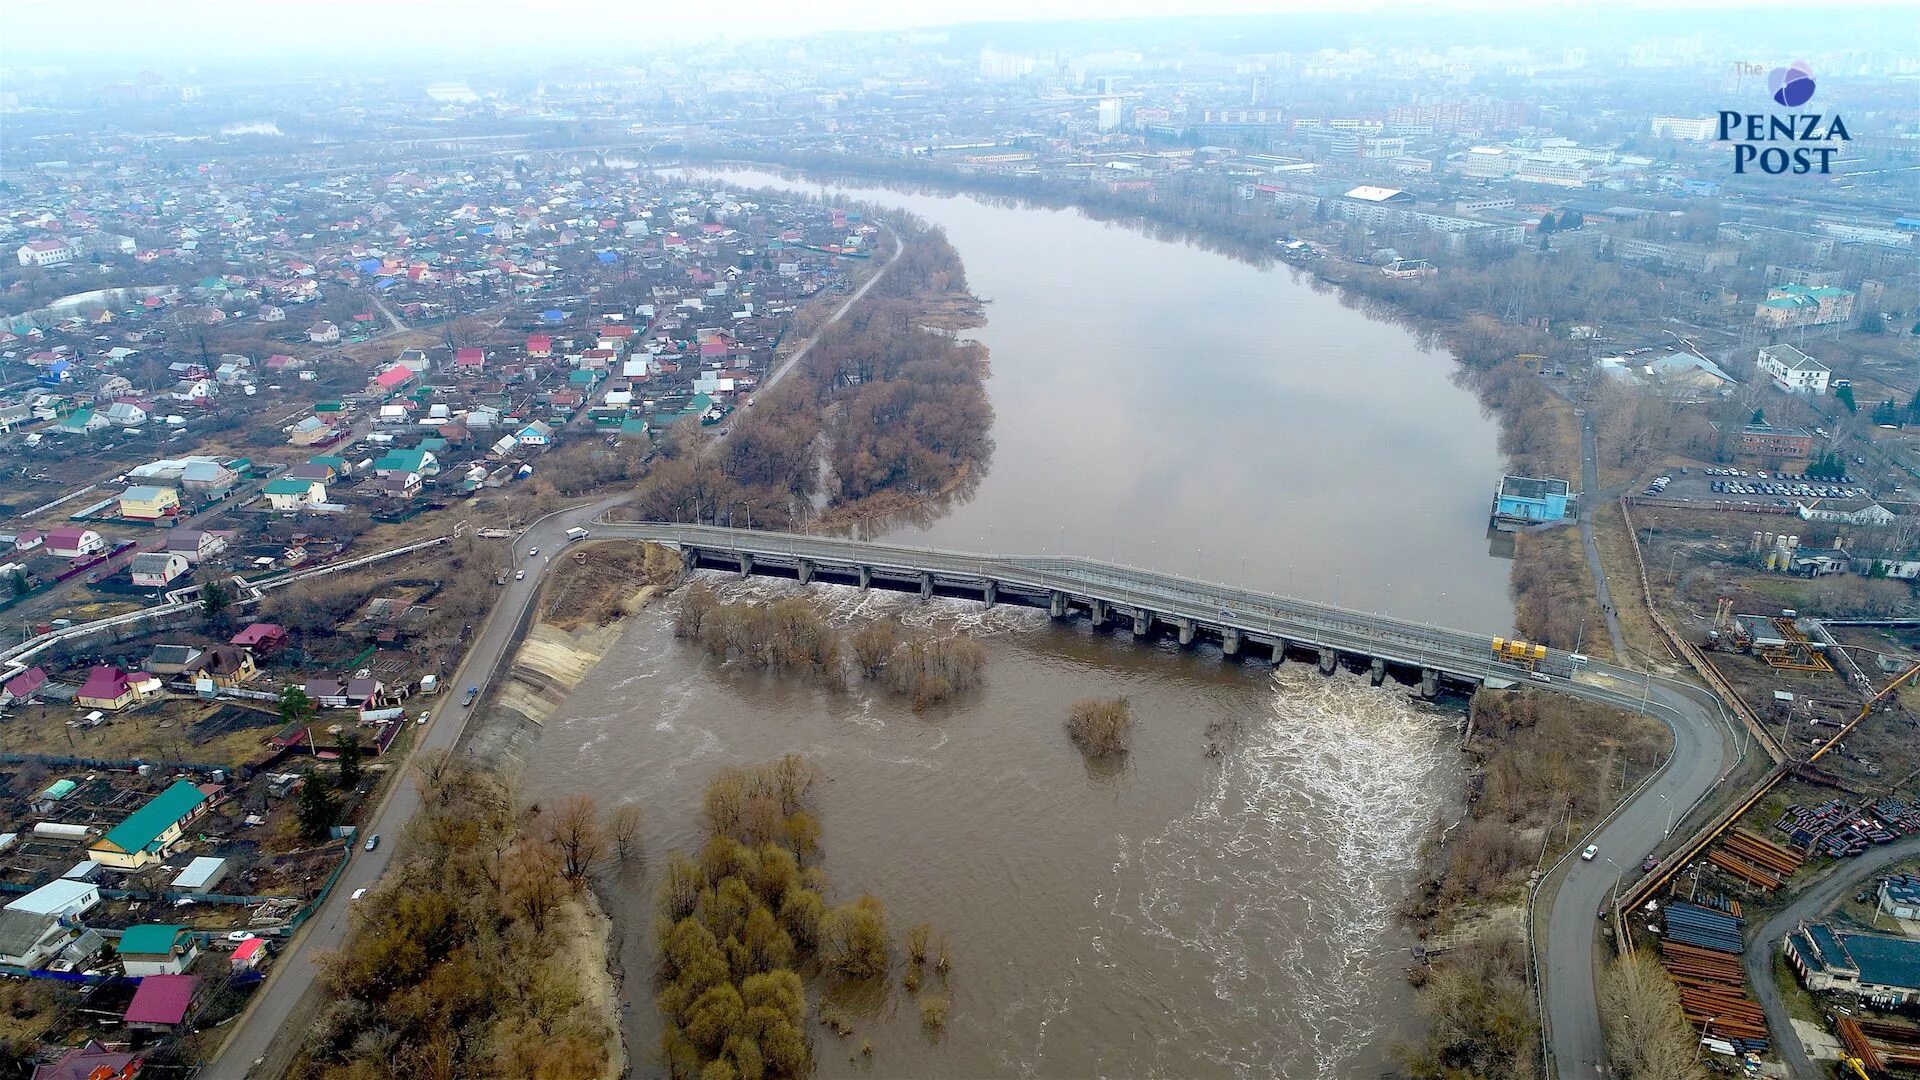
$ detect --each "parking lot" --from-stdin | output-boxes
[1635,466,1873,512]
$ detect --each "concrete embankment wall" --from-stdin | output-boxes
[457,585,654,775]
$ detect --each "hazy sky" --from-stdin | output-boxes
[5,0,1912,61]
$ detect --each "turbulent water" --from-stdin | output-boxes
[522,578,1463,1078]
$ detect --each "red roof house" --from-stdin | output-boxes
[370,366,413,392]
[454,347,485,370]
[230,623,288,652]
[525,335,552,358]
[76,666,139,711]
[123,974,198,1031]
[28,1040,142,1080]
[3,666,47,702]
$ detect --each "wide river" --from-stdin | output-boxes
[524,167,1518,1078]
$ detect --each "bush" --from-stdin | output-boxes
[882,633,986,708]
[819,895,891,979]
[1065,698,1133,759]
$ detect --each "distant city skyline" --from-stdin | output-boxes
[4,0,1913,62]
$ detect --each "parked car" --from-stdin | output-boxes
[350,888,368,901]
[226,930,257,943]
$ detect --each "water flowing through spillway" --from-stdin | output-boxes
[524,579,1461,1078]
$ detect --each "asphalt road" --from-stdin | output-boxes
[1743,833,1920,1080]
[1575,406,1629,659]
[207,496,621,1079]
[1541,671,1739,1078]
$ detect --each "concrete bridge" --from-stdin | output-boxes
[594,522,1660,702]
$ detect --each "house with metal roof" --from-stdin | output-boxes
[1786,919,1920,1004]
[123,973,198,1031]
[118,924,199,977]
[86,781,210,869]
[5,879,100,920]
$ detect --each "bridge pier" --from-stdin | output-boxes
[918,572,933,600]
[857,566,871,590]
[1090,599,1108,626]
[983,580,997,607]
[1369,658,1387,686]
[1271,638,1289,666]
[1318,647,1337,676]
[796,558,814,585]
[1049,590,1067,619]
[1221,627,1242,657]
[682,547,699,571]
[1133,610,1152,637]
[1420,668,1440,699]
[1174,617,1194,647]
[737,552,753,577]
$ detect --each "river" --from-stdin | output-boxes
[523,166,1518,1078]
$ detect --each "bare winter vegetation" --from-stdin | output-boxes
[675,585,988,706]
[1598,954,1710,1080]
[1393,691,1670,1080]
[1064,697,1134,759]
[294,752,618,1080]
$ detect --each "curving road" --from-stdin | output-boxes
[1743,833,1920,1080]
[208,497,621,1079]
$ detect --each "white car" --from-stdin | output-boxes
[226,930,257,943]
[515,570,526,580]
[1581,844,1599,861]
[527,547,539,557]
[350,887,368,902]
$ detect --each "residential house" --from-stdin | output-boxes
[263,477,324,511]
[198,646,257,687]
[303,679,348,708]
[45,528,106,559]
[3,667,48,703]
[1756,284,1856,329]
[103,401,150,428]
[57,408,109,435]
[86,781,210,869]
[307,321,341,344]
[76,666,144,711]
[118,486,180,521]
[165,529,228,563]
[369,365,414,394]
[372,448,438,477]
[0,909,78,969]
[287,415,340,447]
[526,334,553,358]
[230,623,287,653]
[129,553,189,588]
[516,420,555,446]
[144,645,206,676]
[455,347,486,371]
[1757,343,1831,395]
[123,974,198,1033]
[27,1040,143,1080]
[381,472,423,499]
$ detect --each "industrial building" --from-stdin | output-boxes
[1787,920,1920,1005]
[1491,475,1573,526]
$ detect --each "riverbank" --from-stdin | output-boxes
[1396,688,1672,1079]
[677,153,1621,643]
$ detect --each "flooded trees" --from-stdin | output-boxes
[819,895,891,979]
[1065,697,1134,759]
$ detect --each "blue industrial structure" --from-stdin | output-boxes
[1492,475,1573,525]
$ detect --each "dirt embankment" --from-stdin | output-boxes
[459,542,676,774]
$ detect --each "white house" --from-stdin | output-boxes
[308,321,341,345]
[130,552,190,588]
[6,879,100,921]
[517,421,555,446]
[16,240,74,267]
[263,477,325,511]
[1757,344,1831,395]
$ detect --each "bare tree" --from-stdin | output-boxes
[544,793,607,886]
[608,803,644,862]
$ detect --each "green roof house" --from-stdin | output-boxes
[119,923,200,976]
[87,781,209,869]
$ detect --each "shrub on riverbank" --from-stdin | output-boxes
[675,584,843,676]
[1065,697,1133,759]
[881,633,986,708]
[1396,938,1537,1080]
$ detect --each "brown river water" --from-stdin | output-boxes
[522,169,1516,1077]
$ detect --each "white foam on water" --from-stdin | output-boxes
[692,571,1047,637]
[1012,666,1457,1079]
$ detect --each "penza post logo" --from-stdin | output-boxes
[1718,60,1851,175]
